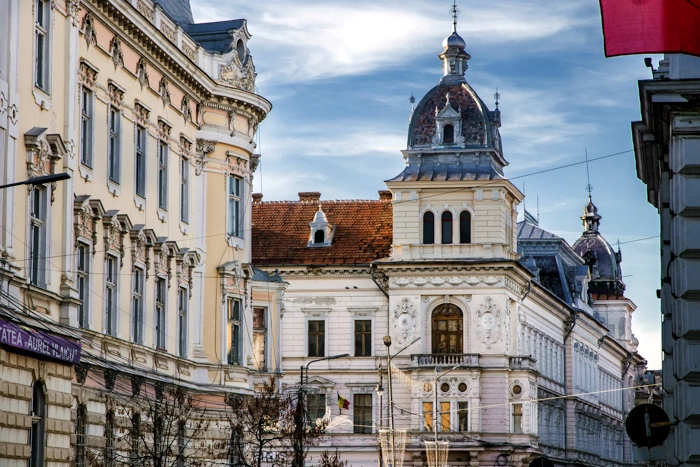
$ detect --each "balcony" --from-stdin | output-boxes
[411,354,480,367]
[509,356,537,371]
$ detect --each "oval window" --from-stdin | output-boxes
[440,382,450,393]
[458,382,468,393]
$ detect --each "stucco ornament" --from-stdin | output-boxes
[393,298,418,345]
[219,54,257,93]
[109,36,124,70]
[476,296,501,349]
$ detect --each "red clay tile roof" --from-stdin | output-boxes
[252,198,393,266]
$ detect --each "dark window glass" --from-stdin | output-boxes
[458,402,469,431]
[158,142,168,209]
[227,298,241,365]
[459,211,471,243]
[135,125,146,197]
[354,320,371,357]
[441,211,453,244]
[178,287,187,358]
[105,410,115,467]
[77,243,89,327]
[423,211,435,244]
[30,382,45,466]
[314,230,325,244]
[308,320,325,357]
[307,394,326,426]
[155,277,166,348]
[353,394,372,434]
[443,124,454,143]
[76,404,86,467]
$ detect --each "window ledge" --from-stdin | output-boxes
[157,208,168,223]
[107,179,121,197]
[33,89,52,110]
[78,164,94,182]
[134,195,145,211]
[226,235,244,248]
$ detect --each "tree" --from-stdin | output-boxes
[224,378,341,467]
[88,382,212,467]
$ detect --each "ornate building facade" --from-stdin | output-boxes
[252,17,645,467]
[0,0,280,465]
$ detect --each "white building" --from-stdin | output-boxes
[252,17,645,467]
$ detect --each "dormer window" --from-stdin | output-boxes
[308,205,334,247]
[444,124,454,143]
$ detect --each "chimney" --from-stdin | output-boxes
[378,190,393,201]
[252,193,263,203]
[298,192,321,202]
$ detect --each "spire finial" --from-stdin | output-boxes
[450,1,460,32]
[494,88,500,109]
[585,147,593,199]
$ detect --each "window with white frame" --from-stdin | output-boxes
[178,287,188,358]
[105,254,118,336]
[307,393,326,427]
[76,242,90,327]
[227,297,242,365]
[108,107,121,183]
[34,0,50,92]
[353,394,372,434]
[458,401,469,431]
[158,141,168,210]
[155,277,166,349]
[252,307,266,370]
[132,267,145,344]
[80,88,93,167]
[29,186,48,287]
[227,174,242,237]
[180,157,189,223]
[307,320,325,357]
[135,125,146,197]
[422,401,433,432]
[512,403,523,434]
[438,400,451,432]
[354,320,371,357]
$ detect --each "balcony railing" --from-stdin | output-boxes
[411,354,480,367]
[509,356,537,370]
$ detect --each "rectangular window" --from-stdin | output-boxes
[80,88,93,167]
[439,401,451,432]
[308,320,325,357]
[354,320,371,357]
[307,393,326,426]
[227,297,241,365]
[135,125,146,197]
[105,255,118,337]
[34,0,49,91]
[512,403,523,434]
[180,157,189,223]
[422,401,433,432]
[77,243,89,327]
[132,267,144,344]
[252,307,266,371]
[158,142,168,209]
[155,277,166,349]
[353,394,372,434]
[458,402,469,431]
[227,174,242,237]
[29,186,47,287]
[178,287,187,358]
[108,107,121,183]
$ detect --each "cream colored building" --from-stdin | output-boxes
[0,0,280,465]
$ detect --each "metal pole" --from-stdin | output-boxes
[383,336,395,467]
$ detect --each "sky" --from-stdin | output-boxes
[192,0,662,368]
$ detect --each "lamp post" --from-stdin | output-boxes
[383,335,420,467]
[0,173,71,190]
[375,366,385,467]
[292,353,350,467]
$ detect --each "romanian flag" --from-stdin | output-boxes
[337,392,350,410]
[600,0,700,57]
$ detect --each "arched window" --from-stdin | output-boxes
[30,381,46,466]
[75,404,87,467]
[423,212,435,244]
[431,304,463,354]
[441,211,453,244]
[314,230,325,244]
[443,124,454,143]
[459,211,471,244]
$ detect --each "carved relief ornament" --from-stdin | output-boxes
[194,139,217,175]
[476,296,501,350]
[74,198,96,247]
[67,0,80,28]
[159,77,171,107]
[134,101,150,125]
[109,36,124,70]
[79,60,98,87]
[81,13,97,48]
[107,81,125,106]
[392,297,418,345]
[181,95,192,123]
[102,214,124,263]
[136,57,150,89]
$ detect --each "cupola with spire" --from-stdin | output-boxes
[440,2,471,83]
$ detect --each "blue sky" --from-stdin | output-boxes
[192,0,662,368]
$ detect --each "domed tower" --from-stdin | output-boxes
[386,7,522,261]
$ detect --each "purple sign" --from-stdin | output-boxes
[0,319,81,364]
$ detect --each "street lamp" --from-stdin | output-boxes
[0,173,70,190]
[292,353,350,467]
[375,366,385,467]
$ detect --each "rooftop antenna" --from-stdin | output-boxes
[537,195,540,223]
[450,0,460,32]
[585,147,593,200]
[494,88,500,109]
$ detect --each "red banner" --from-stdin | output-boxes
[600,0,700,57]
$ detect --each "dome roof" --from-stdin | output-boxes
[443,31,466,49]
[408,83,490,148]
